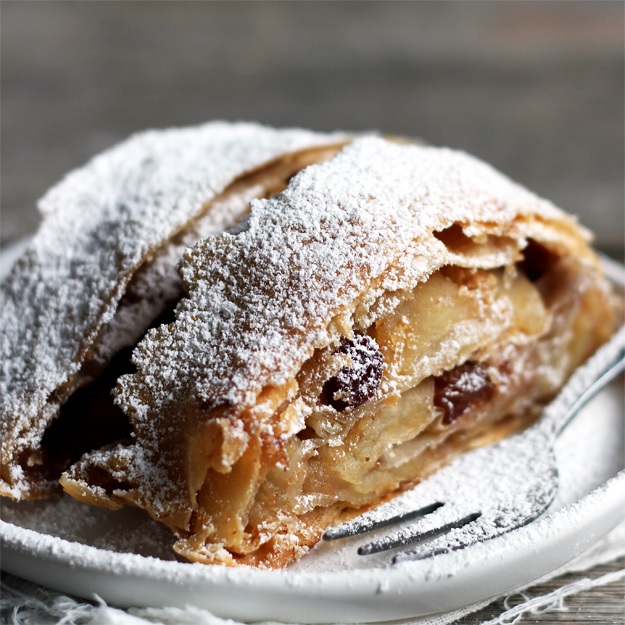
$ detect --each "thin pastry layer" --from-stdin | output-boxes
[60,138,617,568]
[0,121,346,499]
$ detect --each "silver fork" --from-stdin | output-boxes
[323,322,625,564]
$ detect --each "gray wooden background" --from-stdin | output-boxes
[2,1,624,255]
[1,2,623,623]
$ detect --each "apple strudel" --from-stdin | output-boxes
[55,137,618,568]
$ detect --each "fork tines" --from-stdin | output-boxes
[322,501,444,542]
[358,511,482,557]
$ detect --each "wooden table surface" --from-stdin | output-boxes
[1,3,623,623]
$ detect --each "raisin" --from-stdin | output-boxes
[324,335,384,412]
[434,361,494,425]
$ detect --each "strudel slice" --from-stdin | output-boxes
[61,137,617,568]
[0,122,346,499]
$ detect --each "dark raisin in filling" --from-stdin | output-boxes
[434,361,494,425]
[324,335,384,412]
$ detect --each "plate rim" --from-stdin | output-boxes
[2,470,624,623]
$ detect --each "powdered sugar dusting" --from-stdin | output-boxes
[0,121,341,496]
[108,137,589,520]
[0,495,177,560]
[92,184,268,366]
[130,137,583,413]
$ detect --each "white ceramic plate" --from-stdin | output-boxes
[1,241,624,623]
